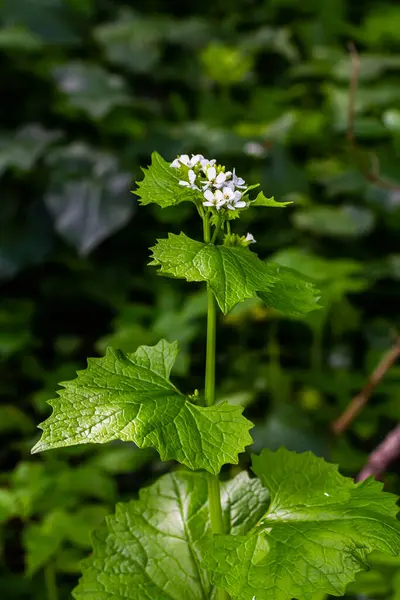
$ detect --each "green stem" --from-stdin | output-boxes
[44,562,58,600]
[205,286,217,408]
[203,212,210,242]
[203,216,230,600]
[210,217,222,244]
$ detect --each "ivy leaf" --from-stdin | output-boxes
[202,448,400,600]
[94,9,163,74]
[251,191,292,208]
[31,340,252,475]
[44,143,133,255]
[135,152,198,208]
[150,233,320,315]
[0,124,62,176]
[53,62,130,119]
[73,470,269,600]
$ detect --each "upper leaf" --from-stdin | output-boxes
[73,470,269,600]
[135,152,198,208]
[150,233,320,315]
[202,448,400,600]
[259,263,321,317]
[251,191,292,208]
[31,340,252,475]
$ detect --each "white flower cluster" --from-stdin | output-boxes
[170,154,247,212]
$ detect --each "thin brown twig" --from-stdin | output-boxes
[346,41,400,191]
[356,424,400,482]
[332,337,400,435]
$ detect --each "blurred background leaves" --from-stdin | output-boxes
[0,0,399,598]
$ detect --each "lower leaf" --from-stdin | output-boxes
[73,470,269,600]
[201,448,400,600]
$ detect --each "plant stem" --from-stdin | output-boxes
[203,212,210,242]
[203,216,230,600]
[205,286,217,408]
[210,217,222,244]
[44,562,58,600]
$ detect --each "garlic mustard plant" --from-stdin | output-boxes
[32,152,400,600]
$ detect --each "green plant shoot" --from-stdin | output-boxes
[32,152,400,600]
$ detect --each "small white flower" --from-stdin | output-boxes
[200,158,216,171]
[179,169,199,190]
[177,154,191,167]
[202,166,227,190]
[231,168,246,189]
[171,154,204,169]
[245,232,256,244]
[203,189,225,210]
[221,186,246,210]
[190,153,204,166]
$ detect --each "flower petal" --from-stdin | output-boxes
[245,233,256,243]
[222,186,234,199]
[190,154,204,166]
[179,154,190,165]
[207,166,216,181]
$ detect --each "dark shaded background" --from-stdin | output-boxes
[0,0,399,598]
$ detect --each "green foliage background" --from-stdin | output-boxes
[0,0,399,598]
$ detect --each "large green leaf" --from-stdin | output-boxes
[31,340,252,475]
[202,448,400,600]
[135,152,198,208]
[150,233,320,315]
[73,470,269,600]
